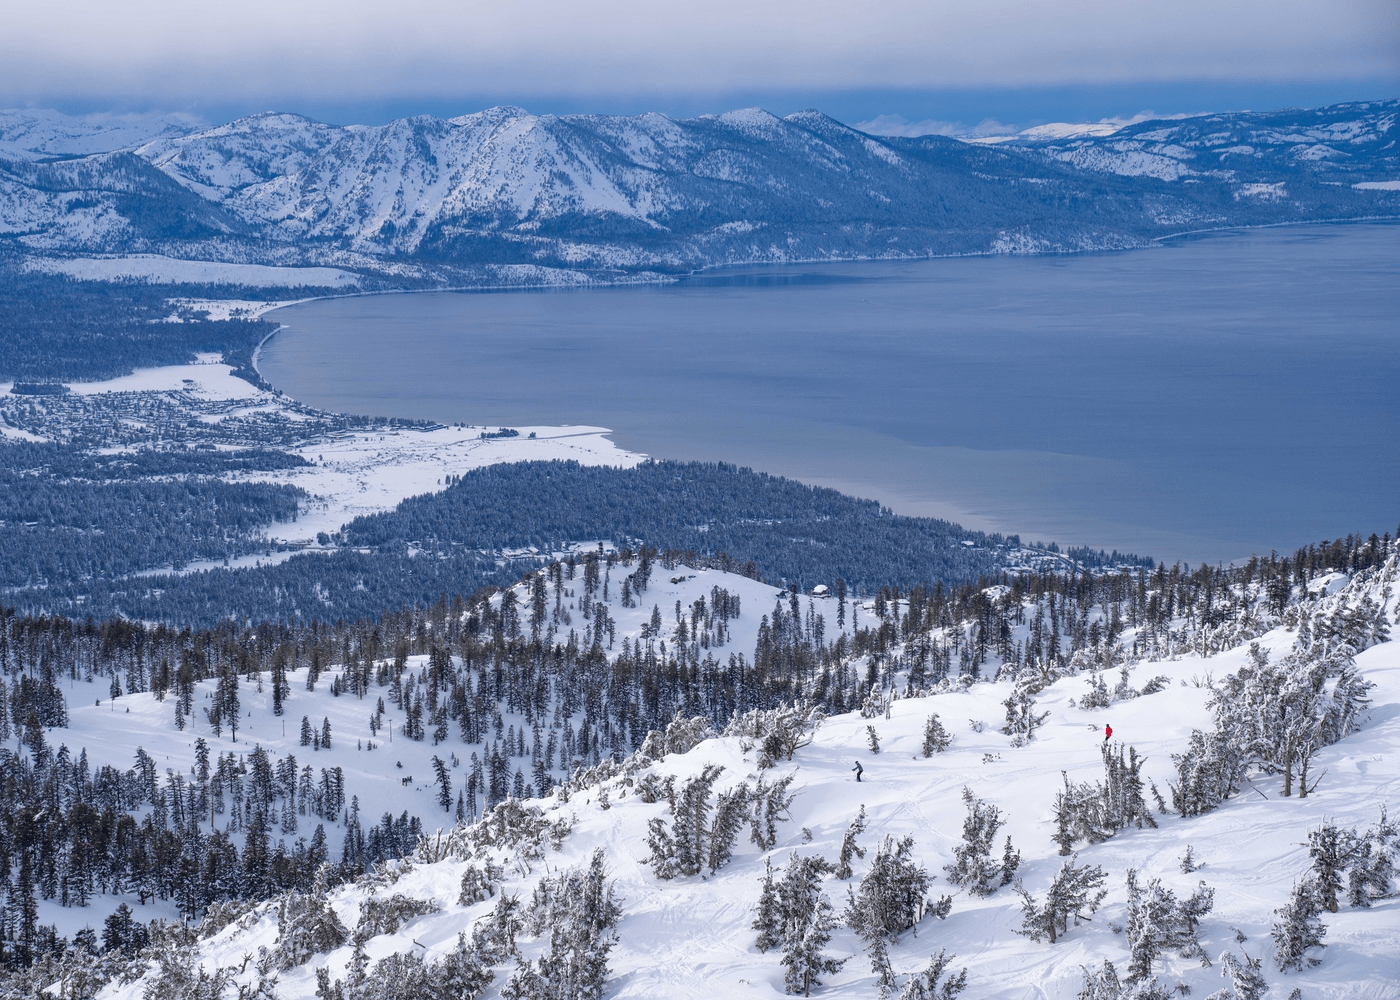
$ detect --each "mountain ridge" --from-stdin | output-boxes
[1,99,1396,285]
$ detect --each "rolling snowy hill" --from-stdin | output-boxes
[8,539,1398,999]
[2,100,1396,284]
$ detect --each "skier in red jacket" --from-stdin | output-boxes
[1104,724,1113,742]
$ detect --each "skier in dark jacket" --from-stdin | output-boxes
[852,760,864,782]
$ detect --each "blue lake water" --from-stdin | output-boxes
[260,222,1400,565]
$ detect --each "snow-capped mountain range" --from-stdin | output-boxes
[1,100,1396,283]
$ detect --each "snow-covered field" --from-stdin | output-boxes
[22,255,362,287]
[43,555,1400,1000]
[5,357,644,566]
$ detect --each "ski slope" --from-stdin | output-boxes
[37,555,1400,999]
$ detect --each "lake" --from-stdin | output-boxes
[260,222,1400,565]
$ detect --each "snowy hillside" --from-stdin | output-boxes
[0,109,200,162]
[7,537,1398,999]
[1010,99,1400,190]
[2,99,1396,281]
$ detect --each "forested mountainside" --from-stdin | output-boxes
[1,100,1396,284]
[0,451,1143,626]
[0,527,1391,998]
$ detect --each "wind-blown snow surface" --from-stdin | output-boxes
[73,562,1400,1000]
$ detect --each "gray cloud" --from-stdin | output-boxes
[2,0,1396,110]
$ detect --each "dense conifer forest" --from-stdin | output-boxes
[0,270,282,383]
[2,458,1150,625]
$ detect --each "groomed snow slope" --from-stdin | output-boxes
[79,563,1400,1000]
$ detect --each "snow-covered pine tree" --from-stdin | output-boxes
[866,725,881,754]
[921,714,951,756]
[1015,856,1108,944]
[896,949,968,1000]
[1306,822,1362,912]
[459,860,504,905]
[1076,959,1175,1000]
[1169,727,1248,818]
[835,805,868,880]
[512,849,622,1000]
[1271,880,1326,971]
[1001,684,1050,746]
[1179,846,1201,873]
[707,784,751,874]
[1207,947,1267,1000]
[646,816,678,880]
[646,764,725,879]
[754,857,784,953]
[1099,742,1157,834]
[753,851,846,994]
[944,788,1017,896]
[1080,672,1112,710]
[846,835,933,986]
[274,881,349,970]
[1123,869,1211,981]
[749,773,797,850]
[471,892,523,965]
[355,893,440,941]
[1347,830,1396,907]
[432,755,452,812]
[1052,772,1098,856]
[1001,836,1022,887]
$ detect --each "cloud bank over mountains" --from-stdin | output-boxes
[2,0,1395,116]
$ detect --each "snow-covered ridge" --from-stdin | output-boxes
[9,536,1397,999]
[3,99,1396,280]
[0,108,202,161]
[1006,99,1400,191]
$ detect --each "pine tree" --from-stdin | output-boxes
[898,949,968,1000]
[1001,685,1050,746]
[846,835,932,986]
[866,725,881,754]
[921,714,951,756]
[707,785,750,874]
[1209,948,1267,1000]
[1014,856,1108,944]
[835,805,868,880]
[945,788,1016,896]
[321,717,333,750]
[511,849,621,1000]
[749,773,797,850]
[1180,845,1201,873]
[1271,880,1326,972]
[1306,822,1361,912]
[781,890,844,997]
[1124,870,1174,981]
[753,858,783,953]
[300,716,313,747]
[432,755,452,812]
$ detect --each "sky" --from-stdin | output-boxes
[2,0,1396,130]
